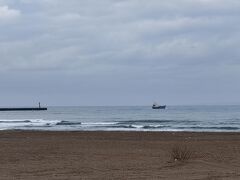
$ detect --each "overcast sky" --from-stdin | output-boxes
[0,0,240,106]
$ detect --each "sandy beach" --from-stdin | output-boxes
[0,131,240,179]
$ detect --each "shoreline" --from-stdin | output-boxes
[1,131,240,179]
[3,129,240,132]
[3,129,240,131]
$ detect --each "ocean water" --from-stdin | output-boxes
[0,106,240,132]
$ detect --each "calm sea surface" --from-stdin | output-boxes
[0,106,240,132]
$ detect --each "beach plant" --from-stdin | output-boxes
[171,145,193,162]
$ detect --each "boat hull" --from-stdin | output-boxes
[152,105,166,109]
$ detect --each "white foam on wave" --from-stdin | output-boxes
[0,119,62,130]
[81,122,117,126]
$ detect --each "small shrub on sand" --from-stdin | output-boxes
[171,145,193,162]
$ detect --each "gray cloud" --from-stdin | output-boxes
[0,5,20,21]
[0,0,240,105]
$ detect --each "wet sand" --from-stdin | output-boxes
[0,131,240,179]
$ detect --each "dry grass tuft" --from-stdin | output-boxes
[171,145,193,162]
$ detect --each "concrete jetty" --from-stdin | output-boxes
[0,107,47,111]
[0,102,47,111]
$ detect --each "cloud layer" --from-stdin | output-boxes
[0,0,240,105]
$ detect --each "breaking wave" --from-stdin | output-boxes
[56,120,82,126]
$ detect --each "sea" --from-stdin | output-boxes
[0,105,240,132]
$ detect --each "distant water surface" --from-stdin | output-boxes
[0,106,240,132]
